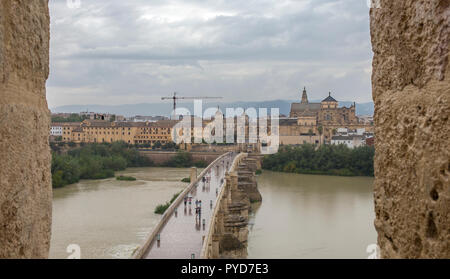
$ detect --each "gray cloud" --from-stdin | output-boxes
[47,0,373,108]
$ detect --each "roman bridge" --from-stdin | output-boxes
[132,152,262,259]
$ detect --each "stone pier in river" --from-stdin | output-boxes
[203,154,263,259]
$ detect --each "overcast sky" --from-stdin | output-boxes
[47,0,373,108]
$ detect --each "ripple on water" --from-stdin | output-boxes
[50,167,192,259]
[107,244,140,259]
[136,226,154,240]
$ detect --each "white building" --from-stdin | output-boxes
[358,115,374,125]
[337,128,348,134]
[331,135,366,149]
[356,128,366,136]
[50,124,63,136]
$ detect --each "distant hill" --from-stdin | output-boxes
[51,100,374,117]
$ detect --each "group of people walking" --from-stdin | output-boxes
[195,199,202,222]
[179,157,232,230]
[183,196,202,221]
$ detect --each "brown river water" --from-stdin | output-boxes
[248,171,376,259]
[50,167,191,259]
[50,168,375,259]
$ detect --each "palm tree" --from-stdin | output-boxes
[317,125,323,146]
[308,129,314,144]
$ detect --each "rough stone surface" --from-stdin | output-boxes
[218,157,262,258]
[370,0,449,258]
[0,0,52,258]
[204,155,262,259]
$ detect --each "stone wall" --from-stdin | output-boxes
[370,0,449,258]
[139,150,223,165]
[188,144,239,153]
[0,0,52,258]
[202,154,262,259]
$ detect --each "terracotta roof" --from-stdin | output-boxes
[59,122,81,127]
[149,120,179,128]
[82,120,111,127]
[279,118,298,126]
[79,120,180,128]
[290,103,321,113]
[118,122,147,127]
[51,123,66,126]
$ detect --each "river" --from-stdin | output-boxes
[248,171,376,259]
[50,168,376,259]
[49,167,191,259]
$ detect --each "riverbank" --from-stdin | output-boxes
[51,142,209,189]
[51,142,153,188]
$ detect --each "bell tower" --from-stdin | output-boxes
[301,87,309,104]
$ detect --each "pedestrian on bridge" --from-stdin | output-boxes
[195,206,201,222]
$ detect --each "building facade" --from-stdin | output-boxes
[54,119,178,145]
[290,88,358,125]
[331,135,366,149]
[50,124,63,136]
[285,88,373,143]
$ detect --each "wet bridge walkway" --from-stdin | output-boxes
[134,152,236,259]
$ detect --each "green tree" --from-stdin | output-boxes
[52,170,65,188]
[52,113,89,123]
[153,141,162,149]
[51,142,153,188]
[262,144,374,177]
[318,125,323,135]
[165,151,194,168]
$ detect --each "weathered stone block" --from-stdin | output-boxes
[370,0,449,258]
[0,0,51,259]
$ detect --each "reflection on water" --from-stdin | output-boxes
[248,171,376,259]
[50,167,191,259]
